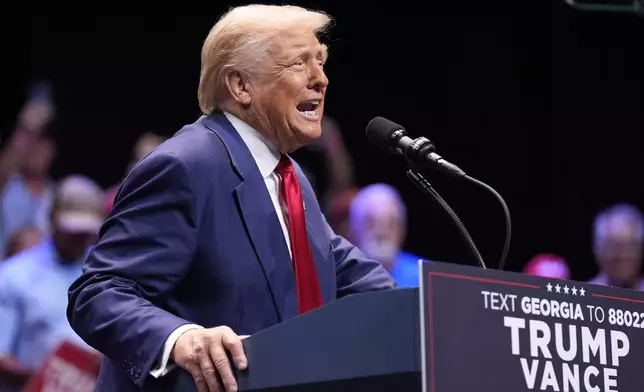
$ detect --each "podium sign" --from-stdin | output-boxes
[420,261,644,392]
[22,341,100,392]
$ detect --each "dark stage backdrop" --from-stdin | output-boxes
[2,1,643,279]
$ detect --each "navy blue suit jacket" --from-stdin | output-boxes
[67,113,396,391]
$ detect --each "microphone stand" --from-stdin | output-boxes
[406,169,487,269]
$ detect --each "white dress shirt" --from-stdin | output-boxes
[150,112,293,377]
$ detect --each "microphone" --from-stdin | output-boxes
[365,116,466,178]
[365,116,512,270]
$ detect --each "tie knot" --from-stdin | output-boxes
[275,155,294,176]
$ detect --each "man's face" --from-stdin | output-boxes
[354,204,405,265]
[596,223,643,284]
[53,226,97,262]
[246,29,329,153]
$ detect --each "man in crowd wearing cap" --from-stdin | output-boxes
[0,175,104,391]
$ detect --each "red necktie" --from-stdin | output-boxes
[275,156,324,313]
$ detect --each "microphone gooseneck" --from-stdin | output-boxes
[462,175,512,271]
[406,169,487,269]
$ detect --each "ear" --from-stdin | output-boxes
[224,70,252,106]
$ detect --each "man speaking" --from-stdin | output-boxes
[67,4,396,392]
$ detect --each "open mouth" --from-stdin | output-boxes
[296,100,320,118]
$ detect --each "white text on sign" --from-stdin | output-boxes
[481,290,633,392]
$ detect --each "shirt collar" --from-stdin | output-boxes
[223,111,281,179]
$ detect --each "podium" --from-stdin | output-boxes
[175,261,644,392]
[174,288,421,392]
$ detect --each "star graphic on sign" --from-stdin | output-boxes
[571,286,578,295]
[555,284,561,293]
[547,283,553,292]
[563,285,570,294]
[580,287,586,296]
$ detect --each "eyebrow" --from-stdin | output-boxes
[319,44,329,62]
[291,44,328,62]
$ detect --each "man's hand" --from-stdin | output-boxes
[172,326,248,392]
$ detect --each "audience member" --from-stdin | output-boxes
[103,132,166,214]
[523,253,570,279]
[0,175,103,390]
[0,88,56,258]
[589,203,644,290]
[349,183,422,287]
[327,186,359,239]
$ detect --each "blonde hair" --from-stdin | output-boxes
[198,4,332,114]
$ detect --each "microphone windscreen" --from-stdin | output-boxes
[365,116,405,150]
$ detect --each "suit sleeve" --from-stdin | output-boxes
[67,152,198,388]
[325,219,397,297]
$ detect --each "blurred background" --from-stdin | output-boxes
[0,0,643,387]
[5,1,641,276]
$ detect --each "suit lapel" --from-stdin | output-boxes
[234,175,296,321]
[203,113,294,321]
